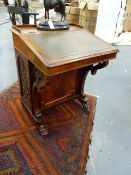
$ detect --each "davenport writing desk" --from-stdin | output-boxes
[11,24,118,135]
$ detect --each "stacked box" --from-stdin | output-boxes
[71,0,79,7]
[79,1,98,33]
[65,6,80,25]
[123,0,131,31]
[28,0,44,12]
[125,0,131,12]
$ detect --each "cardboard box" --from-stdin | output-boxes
[71,0,79,7]
[123,0,131,31]
[79,1,98,18]
[123,12,131,17]
[80,8,92,17]
[28,0,44,12]
[70,6,80,14]
[65,6,71,13]
[123,25,131,32]
[66,6,80,15]
[79,16,91,27]
[91,11,98,17]
[65,1,98,33]
[79,1,98,33]
[88,1,99,11]
[126,0,131,5]
[79,1,99,11]
[87,26,96,33]
[125,0,131,12]
[79,1,87,10]
[90,18,97,26]
[65,6,80,25]
[79,15,97,33]
[125,5,131,12]
[123,16,131,31]
[123,3,131,32]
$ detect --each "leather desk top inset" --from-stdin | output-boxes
[12,25,118,75]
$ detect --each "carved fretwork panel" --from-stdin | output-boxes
[31,65,47,116]
[18,58,30,107]
[33,66,47,93]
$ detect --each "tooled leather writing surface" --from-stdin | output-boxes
[24,28,117,67]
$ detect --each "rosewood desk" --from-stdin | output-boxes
[11,25,118,135]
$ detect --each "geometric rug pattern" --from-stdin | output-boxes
[0,82,97,175]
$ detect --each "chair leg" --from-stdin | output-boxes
[34,14,37,24]
[9,13,16,25]
[22,14,29,24]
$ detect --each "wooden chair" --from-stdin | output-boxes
[8,6,39,25]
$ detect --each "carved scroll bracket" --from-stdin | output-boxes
[89,61,109,75]
[78,60,109,113]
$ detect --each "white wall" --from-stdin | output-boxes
[95,0,127,41]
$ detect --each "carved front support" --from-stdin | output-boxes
[77,61,109,113]
[77,66,90,113]
[32,66,48,135]
[90,60,109,75]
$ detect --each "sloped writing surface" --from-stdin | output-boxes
[12,25,118,76]
[24,28,117,67]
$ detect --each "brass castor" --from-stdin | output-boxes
[39,125,48,135]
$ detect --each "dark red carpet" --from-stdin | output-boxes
[0,82,96,175]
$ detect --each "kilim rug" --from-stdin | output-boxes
[0,82,97,175]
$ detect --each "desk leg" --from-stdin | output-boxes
[39,123,48,135]
[31,67,49,135]
[31,113,48,135]
[21,101,48,135]
[31,93,49,135]
[77,61,109,113]
[77,67,91,113]
[78,94,90,113]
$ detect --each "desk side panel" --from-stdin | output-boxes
[40,70,78,109]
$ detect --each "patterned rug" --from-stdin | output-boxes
[0,82,97,175]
